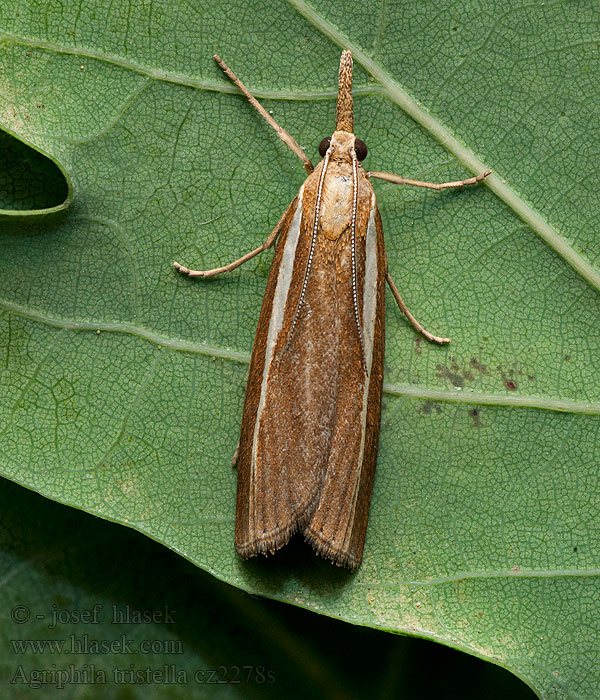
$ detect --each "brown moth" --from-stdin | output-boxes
[174,52,490,571]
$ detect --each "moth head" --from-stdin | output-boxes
[318,132,368,161]
[318,52,368,162]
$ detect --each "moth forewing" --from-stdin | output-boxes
[303,195,387,570]
[234,139,385,570]
[234,192,309,557]
[173,50,490,571]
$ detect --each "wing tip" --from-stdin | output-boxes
[235,520,298,559]
[235,505,311,558]
[235,486,322,559]
[304,527,361,572]
[235,499,364,572]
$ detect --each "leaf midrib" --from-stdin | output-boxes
[3,298,599,415]
[360,567,600,588]
[0,32,383,100]
[2,16,599,416]
[1,19,598,292]
[287,0,600,293]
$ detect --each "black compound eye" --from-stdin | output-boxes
[318,137,331,157]
[354,139,368,161]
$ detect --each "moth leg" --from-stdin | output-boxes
[173,201,290,278]
[231,441,239,467]
[386,271,450,345]
[368,169,491,190]
[214,54,314,175]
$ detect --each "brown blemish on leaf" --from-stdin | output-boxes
[470,357,489,374]
[422,401,442,415]
[437,357,532,393]
[496,363,531,391]
[436,364,464,387]
[469,408,482,427]
[449,358,474,381]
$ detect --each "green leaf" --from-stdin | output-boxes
[0,2,598,697]
[0,478,532,699]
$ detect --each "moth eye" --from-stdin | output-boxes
[318,137,331,157]
[354,139,368,161]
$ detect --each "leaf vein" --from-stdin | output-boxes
[286,0,600,292]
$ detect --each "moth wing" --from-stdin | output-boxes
[235,184,330,557]
[235,170,385,571]
[303,200,386,571]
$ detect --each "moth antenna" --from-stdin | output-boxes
[350,149,367,373]
[336,50,354,133]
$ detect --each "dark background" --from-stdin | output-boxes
[1,477,536,699]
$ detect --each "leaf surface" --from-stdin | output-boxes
[0,478,534,699]
[1,2,599,697]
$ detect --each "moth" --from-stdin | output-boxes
[174,52,490,571]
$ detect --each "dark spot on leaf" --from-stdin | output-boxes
[497,363,530,391]
[436,364,464,387]
[564,355,571,361]
[422,401,442,415]
[469,408,482,427]
[573,546,578,552]
[470,358,489,374]
[414,337,422,354]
